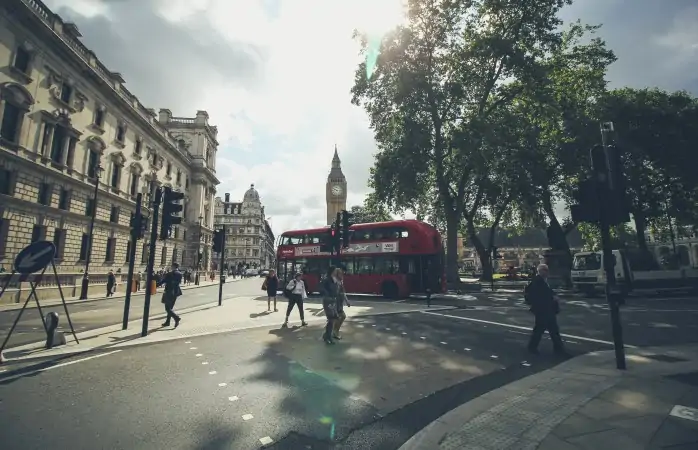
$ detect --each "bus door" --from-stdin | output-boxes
[399,256,421,292]
[418,254,442,294]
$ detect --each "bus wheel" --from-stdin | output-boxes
[382,281,399,300]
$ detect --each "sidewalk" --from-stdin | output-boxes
[400,344,698,450]
[1,296,455,363]
[0,278,243,312]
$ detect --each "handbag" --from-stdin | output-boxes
[261,280,267,291]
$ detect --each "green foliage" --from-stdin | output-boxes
[577,223,636,251]
[350,194,393,224]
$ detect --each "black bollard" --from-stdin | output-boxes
[45,312,59,349]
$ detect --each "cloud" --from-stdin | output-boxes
[44,0,698,236]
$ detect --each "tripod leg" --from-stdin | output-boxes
[0,289,36,355]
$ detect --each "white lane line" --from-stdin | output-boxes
[0,350,121,382]
[440,342,448,345]
[195,353,203,357]
[401,332,407,335]
[218,383,227,387]
[209,371,217,375]
[422,311,638,348]
[420,336,426,340]
[229,396,239,402]
[190,347,197,350]
[464,348,471,351]
[202,362,209,365]
[185,341,191,344]
[242,414,254,421]
[490,355,498,359]
[259,436,274,446]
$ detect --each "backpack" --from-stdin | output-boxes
[524,281,534,305]
[283,280,297,298]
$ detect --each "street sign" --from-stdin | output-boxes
[14,241,56,275]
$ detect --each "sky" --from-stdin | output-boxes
[44,0,698,237]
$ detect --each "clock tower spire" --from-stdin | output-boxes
[326,144,347,225]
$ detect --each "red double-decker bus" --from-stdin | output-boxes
[276,219,445,299]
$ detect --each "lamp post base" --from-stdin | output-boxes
[79,275,90,300]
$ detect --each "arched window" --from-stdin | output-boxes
[0,82,34,146]
[129,162,143,197]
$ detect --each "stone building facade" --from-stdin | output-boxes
[0,0,219,303]
[213,185,276,271]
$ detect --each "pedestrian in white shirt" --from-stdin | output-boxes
[282,272,308,328]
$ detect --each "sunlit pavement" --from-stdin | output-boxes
[0,306,591,450]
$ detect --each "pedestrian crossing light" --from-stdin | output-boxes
[130,212,149,240]
[341,210,354,248]
[492,246,502,260]
[320,225,335,253]
[213,229,225,253]
[160,187,184,240]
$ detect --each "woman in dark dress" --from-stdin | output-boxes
[264,270,279,312]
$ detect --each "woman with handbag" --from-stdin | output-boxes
[333,268,351,340]
[262,270,279,312]
[320,266,341,345]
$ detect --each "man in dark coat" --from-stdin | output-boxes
[159,262,183,328]
[525,264,566,355]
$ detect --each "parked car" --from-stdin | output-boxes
[259,270,270,278]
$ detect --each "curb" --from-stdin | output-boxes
[0,278,248,312]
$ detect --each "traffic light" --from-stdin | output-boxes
[160,187,184,240]
[213,229,225,253]
[341,210,354,248]
[320,225,335,253]
[130,212,149,240]
[491,246,502,260]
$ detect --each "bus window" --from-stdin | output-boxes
[374,256,399,274]
[305,258,330,276]
[353,230,372,241]
[356,257,374,274]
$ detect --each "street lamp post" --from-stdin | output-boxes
[195,215,203,285]
[79,164,104,300]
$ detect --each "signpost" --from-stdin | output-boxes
[0,241,79,363]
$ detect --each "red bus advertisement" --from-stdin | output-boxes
[276,219,446,299]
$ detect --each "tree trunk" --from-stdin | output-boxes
[541,191,572,288]
[633,209,648,251]
[445,211,460,284]
[466,221,491,281]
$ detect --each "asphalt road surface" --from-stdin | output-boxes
[0,305,599,450]
[0,277,263,347]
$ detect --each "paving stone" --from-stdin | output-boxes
[576,398,653,421]
[608,414,667,445]
[566,428,644,450]
[537,434,581,450]
[552,413,613,439]
[599,386,675,415]
[649,417,698,447]
[439,428,518,450]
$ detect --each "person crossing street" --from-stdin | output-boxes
[282,272,308,328]
[159,262,183,328]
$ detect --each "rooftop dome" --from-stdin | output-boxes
[244,183,260,202]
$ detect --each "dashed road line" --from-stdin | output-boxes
[208,371,217,375]
[259,436,274,446]
[228,396,239,402]
[242,414,254,421]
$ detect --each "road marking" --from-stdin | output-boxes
[401,332,407,335]
[218,383,227,387]
[490,355,498,359]
[209,371,217,375]
[422,311,638,348]
[202,362,209,365]
[185,341,192,344]
[0,350,121,382]
[440,342,448,345]
[190,347,197,350]
[229,396,239,402]
[195,353,203,357]
[242,414,254,421]
[386,328,392,331]
[420,336,426,340]
[259,436,274,446]
[464,348,471,351]
[670,405,698,422]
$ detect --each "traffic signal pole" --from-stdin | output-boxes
[141,188,162,337]
[123,193,142,330]
[218,225,226,307]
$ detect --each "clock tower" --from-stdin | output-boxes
[326,145,347,225]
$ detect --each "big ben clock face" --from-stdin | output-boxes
[331,185,343,196]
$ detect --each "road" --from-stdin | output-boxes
[0,277,263,347]
[1,287,696,449]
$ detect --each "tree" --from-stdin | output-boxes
[350,194,392,224]
[596,88,698,249]
[352,0,585,283]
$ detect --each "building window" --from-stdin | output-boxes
[0,84,33,145]
[0,168,15,195]
[105,237,116,262]
[166,162,172,177]
[110,163,121,189]
[183,230,187,240]
[141,243,148,264]
[130,173,140,196]
[86,198,95,216]
[60,83,72,104]
[49,125,67,165]
[93,106,105,128]
[172,248,178,264]
[176,170,181,185]
[185,177,189,189]
[38,182,51,205]
[0,218,9,256]
[58,188,70,210]
[115,123,126,143]
[31,224,46,243]
[125,240,131,263]
[13,46,31,74]
[53,228,66,259]
[161,246,167,266]
[134,139,142,155]
[87,149,100,179]
[79,233,89,261]
[110,206,119,223]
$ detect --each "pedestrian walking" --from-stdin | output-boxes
[332,268,351,340]
[106,270,116,297]
[158,262,183,328]
[320,266,342,345]
[525,264,567,355]
[263,269,279,312]
[282,272,308,328]
[135,271,142,291]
